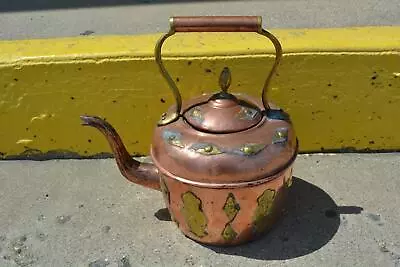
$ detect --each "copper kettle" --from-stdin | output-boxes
[80,16,298,246]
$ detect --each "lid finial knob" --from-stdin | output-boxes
[219,67,231,93]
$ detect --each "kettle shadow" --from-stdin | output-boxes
[155,177,363,260]
[205,177,362,260]
[154,207,172,221]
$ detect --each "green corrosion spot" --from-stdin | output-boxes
[223,193,240,221]
[181,191,207,238]
[222,223,237,241]
[253,189,276,233]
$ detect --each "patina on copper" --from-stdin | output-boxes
[80,16,298,246]
[151,92,297,186]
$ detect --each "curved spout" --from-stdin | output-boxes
[80,115,161,191]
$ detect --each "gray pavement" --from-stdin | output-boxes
[0,0,399,40]
[1,1,400,266]
[0,154,399,266]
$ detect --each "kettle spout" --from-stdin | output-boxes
[80,115,161,191]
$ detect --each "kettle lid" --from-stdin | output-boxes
[183,67,263,133]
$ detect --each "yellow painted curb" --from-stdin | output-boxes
[0,26,399,159]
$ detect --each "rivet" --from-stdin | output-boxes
[204,146,213,153]
[276,131,284,138]
[241,146,252,154]
[272,128,288,144]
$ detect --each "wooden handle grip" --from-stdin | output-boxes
[171,16,261,32]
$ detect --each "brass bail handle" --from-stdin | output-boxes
[155,16,283,126]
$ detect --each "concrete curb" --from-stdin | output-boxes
[0,26,399,159]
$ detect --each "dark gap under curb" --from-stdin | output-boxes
[0,147,399,161]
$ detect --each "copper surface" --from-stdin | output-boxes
[79,15,299,247]
[183,67,263,133]
[161,164,293,246]
[80,115,161,191]
[183,98,263,133]
[171,16,261,32]
[151,93,297,185]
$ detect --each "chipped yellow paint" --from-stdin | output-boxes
[30,113,53,122]
[16,139,33,145]
[0,26,399,158]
